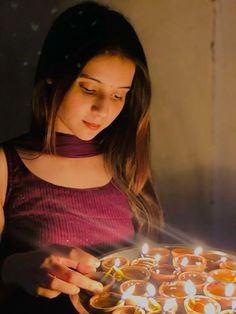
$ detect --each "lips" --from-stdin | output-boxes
[82,120,101,130]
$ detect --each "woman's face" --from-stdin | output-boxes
[55,54,135,140]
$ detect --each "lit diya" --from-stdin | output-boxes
[140,243,170,264]
[204,282,236,309]
[101,257,129,273]
[89,292,124,312]
[201,251,228,271]
[184,295,221,314]
[121,282,162,313]
[178,271,208,294]
[159,279,197,306]
[219,300,236,313]
[173,254,207,272]
[208,269,236,284]
[220,260,236,272]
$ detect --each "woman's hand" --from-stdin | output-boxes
[1,244,103,299]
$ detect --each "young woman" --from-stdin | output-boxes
[0,1,163,312]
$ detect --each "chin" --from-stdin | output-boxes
[74,132,97,141]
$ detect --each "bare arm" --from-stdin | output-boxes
[0,148,102,300]
[0,147,7,236]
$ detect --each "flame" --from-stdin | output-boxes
[163,298,177,311]
[122,284,136,299]
[181,257,189,267]
[154,254,161,262]
[142,243,149,255]
[225,283,234,297]
[132,296,149,309]
[184,280,197,296]
[220,256,227,263]
[114,258,120,268]
[146,283,156,297]
[232,300,236,310]
[194,246,203,256]
[204,303,215,314]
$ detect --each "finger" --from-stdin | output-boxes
[48,263,103,293]
[49,275,80,295]
[69,248,100,272]
[36,286,61,299]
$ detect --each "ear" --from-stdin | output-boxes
[46,78,53,84]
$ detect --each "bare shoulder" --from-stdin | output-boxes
[0,147,8,206]
[0,147,7,234]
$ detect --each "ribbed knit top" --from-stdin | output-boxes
[1,143,135,257]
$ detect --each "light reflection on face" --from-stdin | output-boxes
[55,54,135,140]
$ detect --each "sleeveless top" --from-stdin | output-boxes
[1,143,135,258]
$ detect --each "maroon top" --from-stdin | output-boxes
[1,143,135,257]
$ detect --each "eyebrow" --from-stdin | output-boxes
[79,73,131,89]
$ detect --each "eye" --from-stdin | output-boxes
[80,84,97,94]
[112,93,123,101]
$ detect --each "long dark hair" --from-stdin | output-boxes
[31,1,163,238]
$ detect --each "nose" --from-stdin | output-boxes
[91,95,109,118]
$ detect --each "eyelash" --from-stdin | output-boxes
[80,85,124,101]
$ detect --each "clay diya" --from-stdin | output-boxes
[202,251,228,271]
[184,295,221,313]
[208,269,236,284]
[89,292,124,312]
[220,260,236,272]
[178,271,208,294]
[146,247,170,264]
[131,257,156,269]
[159,280,196,307]
[112,305,145,314]
[150,264,178,283]
[204,282,236,310]
[101,256,129,272]
[173,254,207,272]
[119,266,150,281]
[171,247,194,258]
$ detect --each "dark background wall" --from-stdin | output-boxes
[1,0,236,251]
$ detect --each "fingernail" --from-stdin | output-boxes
[94,260,100,268]
[73,287,80,294]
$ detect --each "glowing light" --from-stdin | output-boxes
[163,298,177,312]
[204,303,215,314]
[220,256,227,263]
[154,254,161,263]
[184,280,197,296]
[146,283,156,297]
[194,246,203,255]
[133,296,149,309]
[114,258,120,268]
[142,243,149,256]
[122,284,136,300]
[181,257,189,267]
[225,283,234,297]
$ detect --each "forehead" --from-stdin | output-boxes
[79,54,136,87]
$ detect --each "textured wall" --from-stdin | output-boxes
[0,0,235,249]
